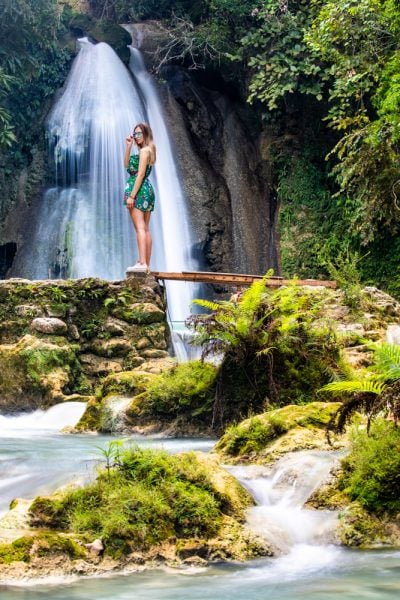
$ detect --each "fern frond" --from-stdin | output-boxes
[373,343,400,381]
[320,379,386,395]
[192,299,221,312]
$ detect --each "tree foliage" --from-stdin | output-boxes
[0,0,73,152]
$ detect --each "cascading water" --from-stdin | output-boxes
[26,40,145,280]
[230,450,340,566]
[16,38,200,360]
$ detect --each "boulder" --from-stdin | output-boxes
[30,318,68,335]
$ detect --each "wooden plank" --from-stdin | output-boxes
[152,271,336,289]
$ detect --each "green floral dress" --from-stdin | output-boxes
[123,154,155,212]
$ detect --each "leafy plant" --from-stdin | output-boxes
[320,342,400,434]
[188,274,342,430]
[339,420,400,514]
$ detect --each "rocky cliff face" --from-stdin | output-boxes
[0,276,170,412]
[127,22,280,275]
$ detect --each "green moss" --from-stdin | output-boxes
[28,447,249,557]
[127,361,217,423]
[0,537,34,564]
[34,533,86,559]
[75,398,102,431]
[338,420,400,514]
[101,370,154,397]
[216,402,341,457]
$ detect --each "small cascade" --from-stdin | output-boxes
[0,402,87,435]
[230,451,339,555]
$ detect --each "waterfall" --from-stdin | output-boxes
[230,451,340,559]
[27,39,144,279]
[15,39,200,360]
[127,47,202,360]
[0,402,87,435]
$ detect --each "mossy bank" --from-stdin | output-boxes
[0,447,270,579]
[0,276,170,412]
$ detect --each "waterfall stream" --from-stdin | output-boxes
[0,427,399,598]
[231,451,339,554]
[15,39,200,359]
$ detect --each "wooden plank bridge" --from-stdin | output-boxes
[151,271,336,288]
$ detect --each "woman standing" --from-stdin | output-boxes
[124,122,156,272]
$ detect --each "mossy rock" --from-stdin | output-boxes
[0,334,80,410]
[0,536,34,564]
[27,448,258,559]
[69,14,131,62]
[216,402,342,460]
[74,397,102,431]
[100,370,155,397]
[127,361,217,425]
[337,502,400,548]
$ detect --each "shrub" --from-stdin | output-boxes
[339,420,400,514]
[28,447,228,556]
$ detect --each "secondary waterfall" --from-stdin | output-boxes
[18,39,199,359]
[231,451,340,562]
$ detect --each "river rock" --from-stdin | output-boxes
[30,317,68,335]
[83,538,104,555]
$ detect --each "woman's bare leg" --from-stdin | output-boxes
[144,211,152,268]
[129,207,147,265]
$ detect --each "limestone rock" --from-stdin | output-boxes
[89,338,132,358]
[30,317,68,335]
[80,353,123,376]
[136,337,151,350]
[141,349,169,359]
[68,324,80,340]
[118,302,165,325]
[134,357,177,374]
[15,304,43,318]
[103,318,126,337]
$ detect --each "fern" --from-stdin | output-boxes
[320,379,386,396]
[373,343,400,381]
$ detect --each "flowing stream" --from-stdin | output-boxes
[1,407,400,597]
[15,39,200,359]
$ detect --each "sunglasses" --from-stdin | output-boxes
[133,132,143,139]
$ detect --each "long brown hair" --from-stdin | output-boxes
[134,122,156,164]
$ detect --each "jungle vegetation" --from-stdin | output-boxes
[1,0,400,295]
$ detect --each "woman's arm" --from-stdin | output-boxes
[124,134,133,168]
[126,148,150,208]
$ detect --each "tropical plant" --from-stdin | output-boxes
[188,274,341,430]
[320,342,400,435]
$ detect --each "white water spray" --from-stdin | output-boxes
[230,451,340,562]
[20,39,199,359]
[0,402,87,435]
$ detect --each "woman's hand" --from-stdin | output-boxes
[126,134,133,145]
[126,196,135,209]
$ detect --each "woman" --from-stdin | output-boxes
[124,122,156,272]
